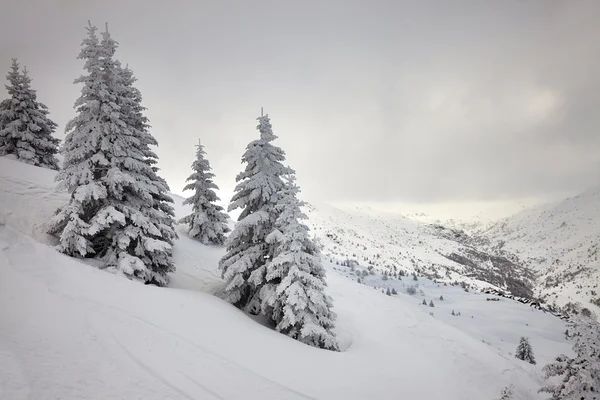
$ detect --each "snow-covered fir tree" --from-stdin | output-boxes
[47,23,176,286]
[539,307,600,399]
[0,59,60,169]
[179,141,230,245]
[219,111,291,311]
[256,173,338,351]
[515,336,536,364]
[117,64,178,251]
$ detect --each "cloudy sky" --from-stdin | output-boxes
[1,0,599,213]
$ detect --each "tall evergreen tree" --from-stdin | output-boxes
[515,336,536,364]
[256,174,339,351]
[180,141,230,245]
[539,308,600,399]
[48,23,176,286]
[0,59,60,169]
[219,112,291,311]
[117,64,178,250]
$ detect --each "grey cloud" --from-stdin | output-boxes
[0,0,598,205]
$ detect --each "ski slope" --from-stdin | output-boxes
[0,157,571,399]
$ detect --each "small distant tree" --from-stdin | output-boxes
[382,274,388,281]
[413,273,418,281]
[515,337,536,365]
[429,300,435,307]
[386,288,391,296]
[406,285,417,295]
[440,295,444,301]
[391,288,397,295]
[422,299,427,306]
[539,308,600,399]
[357,278,361,284]
[451,310,456,316]
[0,59,60,169]
[179,140,230,245]
[497,385,514,400]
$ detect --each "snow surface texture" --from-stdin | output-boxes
[0,157,573,399]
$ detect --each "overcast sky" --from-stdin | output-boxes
[1,0,599,209]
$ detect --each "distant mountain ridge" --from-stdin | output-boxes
[478,187,600,314]
[305,187,600,314]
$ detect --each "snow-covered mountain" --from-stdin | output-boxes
[0,156,574,399]
[480,189,600,315]
[304,187,600,317]
[304,202,535,298]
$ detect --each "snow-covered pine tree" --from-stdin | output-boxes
[117,64,178,251]
[219,111,291,310]
[539,308,600,399]
[179,141,230,245]
[0,59,60,169]
[257,173,339,351]
[48,23,175,285]
[515,336,536,364]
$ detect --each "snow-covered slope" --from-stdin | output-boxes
[305,202,535,297]
[0,157,572,399]
[481,189,600,314]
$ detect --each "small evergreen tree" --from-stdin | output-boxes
[497,385,514,400]
[391,288,397,295]
[429,300,435,307]
[413,273,418,281]
[0,59,60,169]
[386,287,391,296]
[219,111,291,311]
[451,310,456,316]
[515,337,536,365]
[422,299,427,305]
[179,141,230,245]
[440,295,444,301]
[539,308,600,399]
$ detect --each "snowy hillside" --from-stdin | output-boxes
[304,202,535,298]
[0,156,573,399]
[481,189,600,315]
